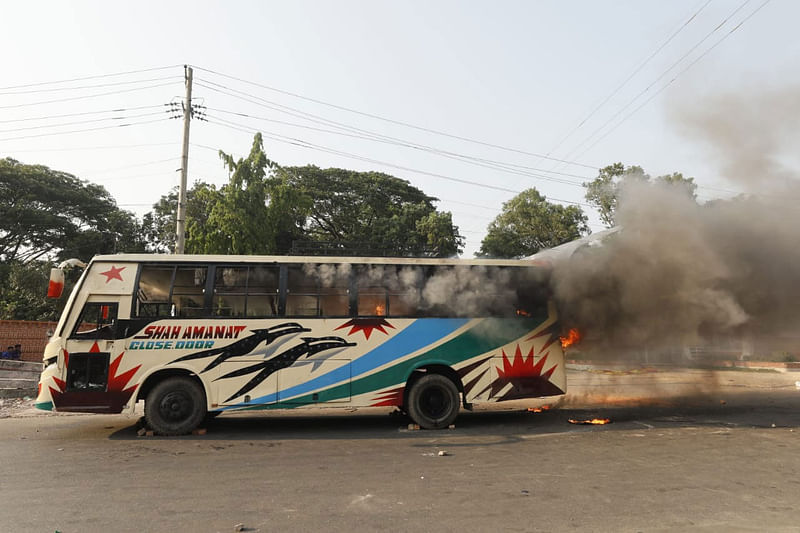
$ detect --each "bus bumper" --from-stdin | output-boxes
[34,362,60,411]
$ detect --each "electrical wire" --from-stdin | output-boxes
[0,75,180,96]
[5,142,175,153]
[0,65,182,90]
[545,0,712,157]
[0,104,164,124]
[558,0,756,161]
[0,110,167,134]
[191,65,599,170]
[203,116,592,208]
[203,105,592,186]
[0,81,180,110]
[573,0,772,160]
[0,117,172,142]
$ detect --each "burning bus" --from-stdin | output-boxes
[35,254,567,435]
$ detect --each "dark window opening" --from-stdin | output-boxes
[135,265,208,318]
[213,265,279,317]
[71,303,118,340]
[66,352,110,391]
[286,264,349,317]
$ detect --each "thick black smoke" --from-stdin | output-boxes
[551,83,800,352]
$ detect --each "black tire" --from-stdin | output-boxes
[144,376,207,436]
[406,373,460,429]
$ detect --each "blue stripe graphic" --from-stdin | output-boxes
[237,318,470,407]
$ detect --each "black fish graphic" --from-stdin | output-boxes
[218,336,356,403]
[170,323,311,372]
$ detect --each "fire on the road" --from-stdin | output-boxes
[568,418,611,425]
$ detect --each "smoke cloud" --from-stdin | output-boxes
[552,82,800,352]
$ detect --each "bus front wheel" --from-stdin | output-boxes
[406,374,460,429]
[144,376,207,436]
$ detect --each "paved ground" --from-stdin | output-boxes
[1,368,799,532]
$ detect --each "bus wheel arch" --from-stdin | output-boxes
[138,369,207,436]
[404,365,463,429]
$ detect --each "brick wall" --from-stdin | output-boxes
[0,320,58,362]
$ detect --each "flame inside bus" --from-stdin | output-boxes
[560,328,582,349]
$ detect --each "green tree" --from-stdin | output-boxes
[145,134,464,257]
[185,134,309,255]
[0,158,146,262]
[0,260,80,321]
[286,165,463,256]
[142,182,222,253]
[478,188,590,258]
[584,163,696,226]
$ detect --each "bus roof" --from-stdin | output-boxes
[89,253,549,269]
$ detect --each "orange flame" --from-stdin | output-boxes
[375,304,386,316]
[560,328,581,349]
[528,405,552,413]
[568,418,611,425]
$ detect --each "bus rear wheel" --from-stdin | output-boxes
[145,376,207,436]
[406,374,460,429]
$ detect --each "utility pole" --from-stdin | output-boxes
[175,65,193,254]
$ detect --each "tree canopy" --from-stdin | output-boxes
[0,157,146,262]
[584,162,697,227]
[143,134,463,257]
[0,158,146,320]
[478,188,590,258]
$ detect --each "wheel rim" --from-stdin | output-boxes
[419,385,451,420]
[159,390,194,423]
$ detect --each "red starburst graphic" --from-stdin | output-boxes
[335,318,394,340]
[49,344,141,413]
[107,352,141,394]
[99,265,125,283]
[497,345,556,381]
[370,386,404,407]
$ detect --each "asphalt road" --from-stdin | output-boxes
[1,369,799,533]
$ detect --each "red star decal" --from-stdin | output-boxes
[100,265,125,283]
[335,318,394,340]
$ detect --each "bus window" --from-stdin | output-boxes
[136,266,174,317]
[245,265,279,317]
[357,265,421,317]
[213,265,278,317]
[70,302,118,340]
[286,264,349,317]
[172,267,207,317]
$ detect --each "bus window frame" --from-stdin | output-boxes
[69,302,119,340]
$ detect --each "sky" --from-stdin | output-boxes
[2,0,797,257]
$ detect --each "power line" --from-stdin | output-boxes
[191,65,599,170]
[4,142,175,153]
[0,81,180,110]
[203,116,592,208]
[0,65,182,90]
[558,0,756,161]
[0,110,167,134]
[0,75,179,96]
[545,0,712,158]
[0,117,172,142]
[0,104,164,124]
[205,106,592,180]
[573,0,772,159]
[202,108,588,188]
[81,157,179,175]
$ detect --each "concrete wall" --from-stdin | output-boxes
[0,320,58,362]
